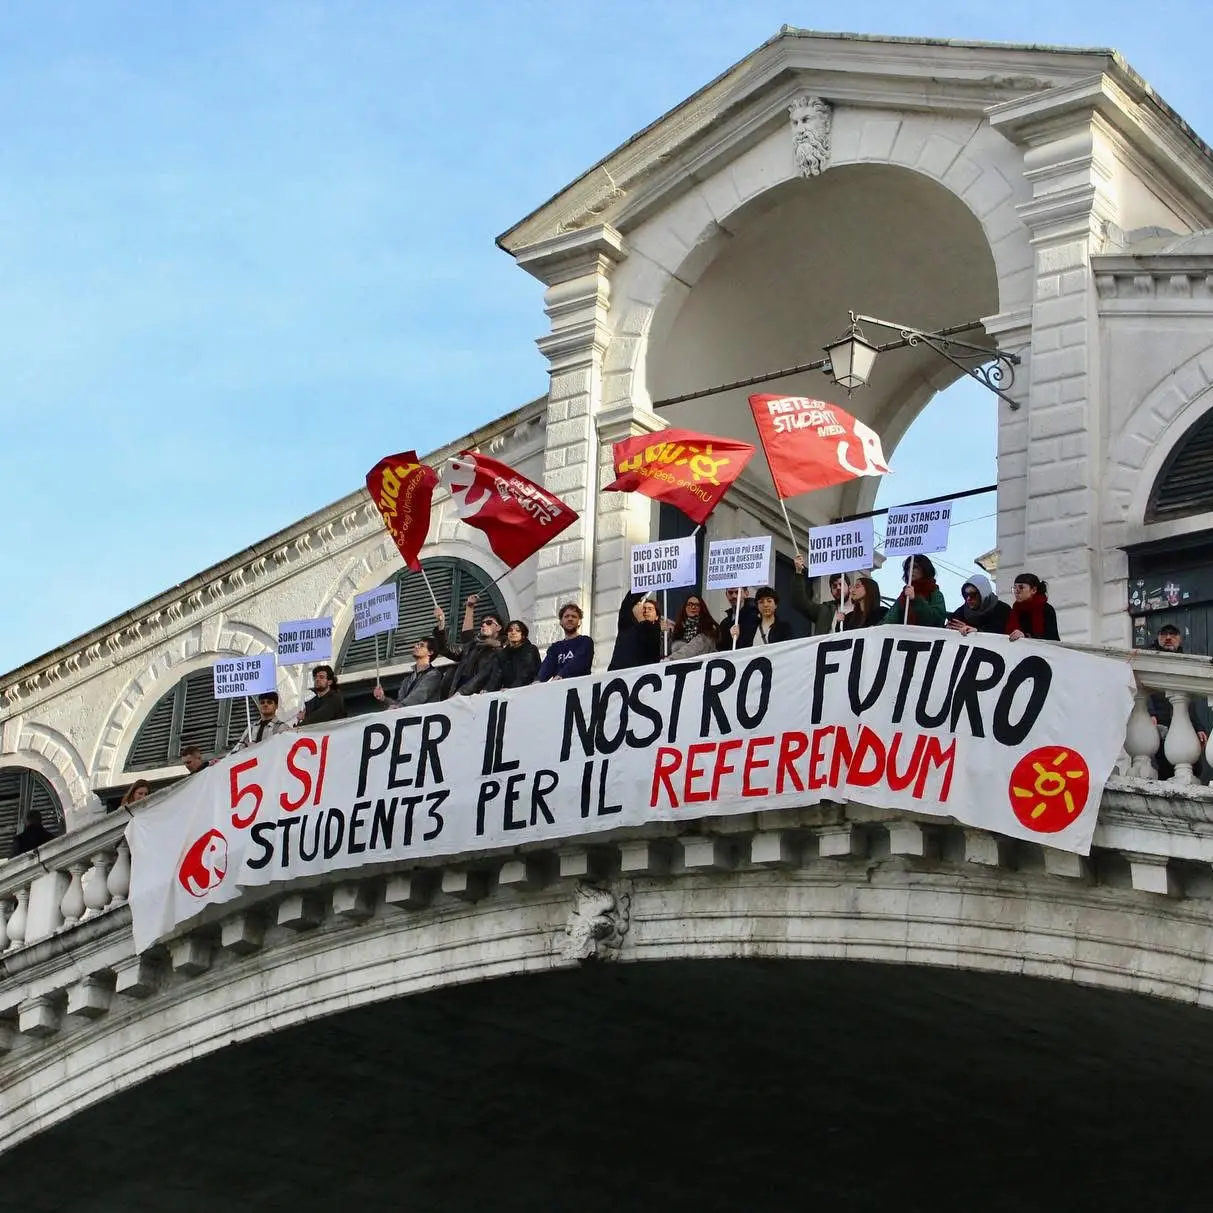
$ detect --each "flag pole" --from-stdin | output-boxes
[903,561,912,625]
[375,633,382,688]
[418,566,442,612]
[662,590,669,658]
[776,498,801,559]
[244,695,253,741]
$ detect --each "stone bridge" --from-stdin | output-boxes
[0,643,1211,1211]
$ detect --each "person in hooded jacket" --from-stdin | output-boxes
[433,594,504,696]
[1006,573,1060,641]
[947,573,1011,636]
[487,620,542,691]
[884,556,948,627]
[608,592,664,670]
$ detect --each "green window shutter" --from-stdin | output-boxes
[0,768,63,857]
[338,557,508,675]
[179,668,228,756]
[126,684,180,771]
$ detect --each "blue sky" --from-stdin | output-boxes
[2,1,1210,672]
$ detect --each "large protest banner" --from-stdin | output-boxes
[212,655,277,699]
[884,501,953,557]
[276,618,334,665]
[353,584,399,640]
[630,538,698,594]
[705,536,773,592]
[129,631,1135,951]
[806,519,874,578]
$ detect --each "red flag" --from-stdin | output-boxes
[441,451,577,568]
[603,428,755,526]
[748,394,890,499]
[366,451,439,571]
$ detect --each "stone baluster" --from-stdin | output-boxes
[82,852,113,919]
[60,862,87,928]
[1206,718,1213,774]
[1124,689,1160,779]
[7,886,29,950]
[1163,691,1203,786]
[0,898,9,952]
[107,841,131,905]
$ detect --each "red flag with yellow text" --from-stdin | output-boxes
[748,394,890,499]
[603,429,755,526]
[441,451,577,568]
[365,451,439,571]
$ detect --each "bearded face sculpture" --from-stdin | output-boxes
[789,95,833,178]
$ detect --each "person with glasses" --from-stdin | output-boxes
[232,692,290,750]
[667,594,719,660]
[1006,573,1059,641]
[947,574,1011,636]
[373,638,446,708]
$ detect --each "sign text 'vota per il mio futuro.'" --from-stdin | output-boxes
[128,631,1135,951]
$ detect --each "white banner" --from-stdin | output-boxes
[276,618,334,665]
[806,519,874,578]
[129,631,1135,952]
[630,537,698,594]
[212,654,277,700]
[353,584,399,641]
[883,501,953,557]
[705,536,773,592]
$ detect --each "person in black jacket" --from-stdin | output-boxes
[10,809,54,858]
[720,588,759,649]
[947,573,1011,636]
[372,639,446,709]
[608,592,664,670]
[1006,573,1060,641]
[433,595,504,696]
[488,620,542,691]
[748,586,795,646]
[297,665,348,725]
[1148,624,1210,781]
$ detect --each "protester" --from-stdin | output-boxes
[885,556,947,628]
[9,809,54,858]
[433,594,503,696]
[608,592,664,670]
[1006,573,1060,641]
[842,576,886,630]
[1148,624,1210,781]
[720,587,758,649]
[746,586,795,646]
[372,638,446,709]
[790,556,841,634]
[947,573,1011,636]
[488,620,542,691]
[118,779,151,808]
[180,744,208,775]
[667,595,719,660]
[232,692,290,751]
[537,603,594,681]
[296,664,348,724]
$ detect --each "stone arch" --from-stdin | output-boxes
[0,744,81,826]
[91,623,278,787]
[3,863,1213,1156]
[1102,343,1213,549]
[603,107,1032,414]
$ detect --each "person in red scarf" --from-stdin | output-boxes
[885,556,947,627]
[1006,573,1060,641]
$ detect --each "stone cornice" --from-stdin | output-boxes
[0,399,549,713]
[1093,254,1213,311]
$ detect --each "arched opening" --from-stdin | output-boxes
[646,163,1000,528]
[1146,401,1213,524]
[0,765,64,857]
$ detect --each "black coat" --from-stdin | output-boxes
[488,641,541,691]
[608,593,664,670]
[751,617,795,646]
[720,600,760,648]
[302,689,347,724]
[949,602,1012,634]
[436,627,503,696]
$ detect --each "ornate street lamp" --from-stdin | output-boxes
[822,317,880,392]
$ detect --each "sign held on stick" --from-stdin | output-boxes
[630,537,698,594]
[212,654,277,700]
[884,501,953,557]
[353,584,399,641]
[806,519,874,578]
[705,537,772,593]
[276,618,334,665]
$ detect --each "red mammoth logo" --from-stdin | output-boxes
[177,829,229,898]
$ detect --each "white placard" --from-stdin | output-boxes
[129,632,1136,951]
[806,519,875,578]
[276,617,334,665]
[630,537,698,594]
[883,501,953,557]
[353,584,399,641]
[705,536,773,592]
[212,654,277,700]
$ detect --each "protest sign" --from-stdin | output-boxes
[705,536,773,592]
[630,537,698,594]
[353,584,399,641]
[129,631,1135,951]
[883,501,953,557]
[276,618,334,665]
[806,519,874,578]
[212,654,277,700]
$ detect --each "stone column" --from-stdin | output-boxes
[515,226,627,650]
[991,97,1120,642]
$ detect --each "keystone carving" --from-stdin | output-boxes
[560,881,630,962]
[789,94,833,178]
